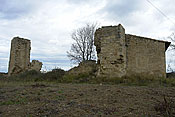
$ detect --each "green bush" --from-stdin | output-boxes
[61,73,90,83]
[88,77,124,84]
[122,76,156,86]
[43,68,65,81]
[1,68,175,87]
[0,74,5,79]
[159,78,175,87]
[1,68,66,82]
[89,75,175,86]
[9,70,44,82]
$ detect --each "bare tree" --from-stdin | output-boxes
[167,33,175,72]
[168,32,175,49]
[67,23,98,64]
[167,63,174,73]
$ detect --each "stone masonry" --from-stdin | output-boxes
[29,60,43,71]
[94,24,170,78]
[8,37,42,76]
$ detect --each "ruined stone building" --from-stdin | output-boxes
[94,24,170,78]
[8,37,42,76]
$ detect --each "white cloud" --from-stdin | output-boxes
[0,0,175,72]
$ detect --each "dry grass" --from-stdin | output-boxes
[0,82,175,116]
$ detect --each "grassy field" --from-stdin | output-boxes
[0,81,175,117]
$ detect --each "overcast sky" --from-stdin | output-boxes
[0,0,175,72]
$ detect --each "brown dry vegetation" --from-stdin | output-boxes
[0,82,175,116]
[0,70,175,116]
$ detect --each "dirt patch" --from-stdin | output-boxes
[0,82,175,116]
[31,83,48,88]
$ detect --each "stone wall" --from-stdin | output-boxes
[126,35,167,78]
[94,24,126,78]
[8,37,42,76]
[29,60,43,71]
[94,24,170,78]
[8,37,31,75]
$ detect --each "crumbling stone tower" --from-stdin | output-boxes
[8,37,42,76]
[8,37,31,75]
[94,24,127,78]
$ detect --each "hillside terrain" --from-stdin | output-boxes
[0,82,175,117]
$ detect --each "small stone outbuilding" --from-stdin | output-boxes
[94,24,170,78]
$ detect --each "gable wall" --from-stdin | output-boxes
[125,34,166,78]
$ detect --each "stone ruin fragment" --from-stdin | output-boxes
[68,60,97,76]
[8,37,42,76]
[94,24,171,78]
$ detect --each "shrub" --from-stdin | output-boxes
[43,68,65,81]
[167,72,175,78]
[0,73,7,81]
[89,76,157,86]
[2,68,175,87]
[154,96,175,116]
[88,77,124,84]
[159,78,175,87]
[10,70,44,82]
[1,68,66,82]
[62,73,90,83]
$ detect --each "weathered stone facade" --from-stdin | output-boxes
[8,37,42,76]
[94,24,170,78]
[8,37,31,75]
[29,60,43,71]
